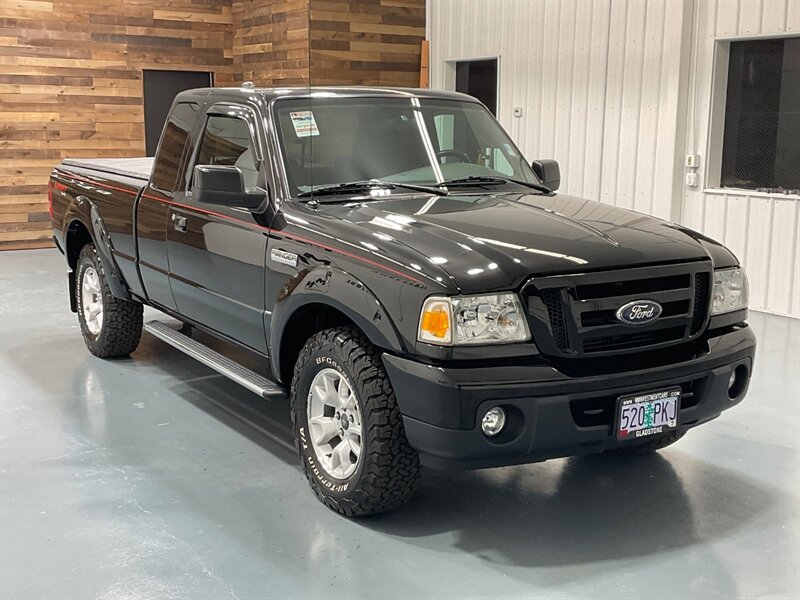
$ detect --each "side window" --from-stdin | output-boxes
[431,107,518,176]
[195,114,259,189]
[431,110,479,163]
[434,114,455,150]
[151,102,198,192]
[488,149,514,176]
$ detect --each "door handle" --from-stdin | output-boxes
[172,214,187,232]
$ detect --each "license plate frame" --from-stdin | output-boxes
[615,387,681,441]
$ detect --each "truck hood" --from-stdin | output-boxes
[317,192,736,293]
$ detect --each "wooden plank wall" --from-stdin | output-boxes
[309,0,424,86]
[1,0,425,250]
[232,0,309,86]
[0,0,235,250]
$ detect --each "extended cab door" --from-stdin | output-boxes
[137,101,201,311]
[165,103,270,354]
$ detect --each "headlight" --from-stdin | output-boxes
[711,267,748,315]
[418,293,531,345]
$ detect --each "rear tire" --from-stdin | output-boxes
[291,327,421,516]
[75,244,143,358]
[605,430,686,456]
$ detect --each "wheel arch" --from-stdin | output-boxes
[63,200,131,307]
[65,219,93,268]
[270,267,406,386]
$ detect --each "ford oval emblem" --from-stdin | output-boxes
[615,300,663,326]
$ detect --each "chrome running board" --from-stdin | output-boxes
[144,320,286,400]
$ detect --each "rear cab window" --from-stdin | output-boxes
[151,102,199,193]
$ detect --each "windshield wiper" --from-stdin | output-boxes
[297,180,446,199]
[434,175,550,194]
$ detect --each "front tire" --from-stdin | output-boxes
[291,327,421,516]
[75,244,143,358]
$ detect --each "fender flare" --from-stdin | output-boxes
[269,266,406,380]
[64,197,131,304]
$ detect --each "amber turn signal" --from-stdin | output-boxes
[418,297,452,344]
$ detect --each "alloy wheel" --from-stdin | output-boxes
[306,368,364,479]
[81,266,103,335]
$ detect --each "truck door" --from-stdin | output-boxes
[165,103,269,354]
[137,101,202,311]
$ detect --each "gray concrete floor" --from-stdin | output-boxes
[1,248,798,600]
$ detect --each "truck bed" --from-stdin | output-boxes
[61,157,154,182]
[52,157,154,297]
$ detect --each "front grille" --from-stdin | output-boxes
[582,326,685,352]
[540,289,568,350]
[525,262,712,357]
[580,299,690,327]
[691,272,711,334]
[574,274,690,300]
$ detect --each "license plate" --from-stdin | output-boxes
[616,387,680,441]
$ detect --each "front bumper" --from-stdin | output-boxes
[382,325,756,470]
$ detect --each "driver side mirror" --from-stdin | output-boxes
[192,165,266,210]
[531,159,560,192]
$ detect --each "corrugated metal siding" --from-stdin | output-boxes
[429,0,799,317]
[429,0,688,220]
[684,190,799,317]
[682,0,800,317]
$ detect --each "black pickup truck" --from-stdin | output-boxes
[50,86,755,516]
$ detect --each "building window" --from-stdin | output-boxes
[720,37,799,194]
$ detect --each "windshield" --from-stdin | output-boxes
[273,96,539,197]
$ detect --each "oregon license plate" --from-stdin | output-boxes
[616,387,680,441]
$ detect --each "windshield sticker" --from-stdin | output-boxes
[289,111,319,137]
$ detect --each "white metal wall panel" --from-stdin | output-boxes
[682,0,800,317]
[429,0,687,220]
[690,191,799,317]
[429,0,799,317]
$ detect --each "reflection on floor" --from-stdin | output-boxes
[2,249,798,599]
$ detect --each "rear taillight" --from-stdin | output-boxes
[48,182,54,219]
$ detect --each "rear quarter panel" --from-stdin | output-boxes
[51,166,146,299]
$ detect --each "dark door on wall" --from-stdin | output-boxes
[455,59,498,116]
[143,70,212,156]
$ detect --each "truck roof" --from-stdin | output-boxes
[174,86,480,105]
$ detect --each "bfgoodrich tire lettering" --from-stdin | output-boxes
[75,244,143,358]
[291,327,421,516]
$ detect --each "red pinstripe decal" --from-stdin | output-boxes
[55,169,424,284]
[280,230,424,283]
[54,169,140,196]
[140,193,255,229]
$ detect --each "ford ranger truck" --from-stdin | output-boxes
[49,86,756,516]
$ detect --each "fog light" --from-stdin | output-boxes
[481,407,506,437]
[728,364,749,400]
